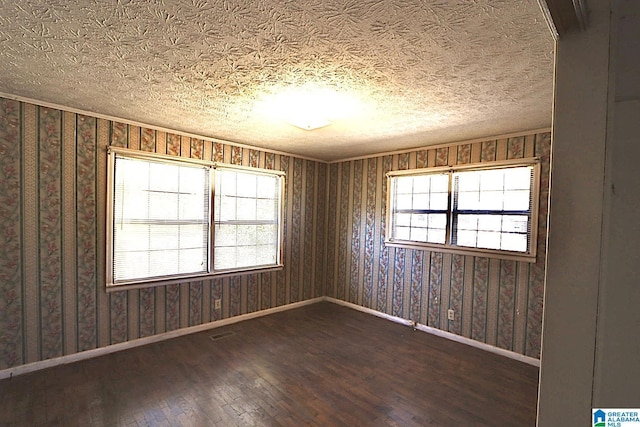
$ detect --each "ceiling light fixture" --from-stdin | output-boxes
[256,84,366,131]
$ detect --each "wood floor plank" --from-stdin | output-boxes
[0,302,538,426]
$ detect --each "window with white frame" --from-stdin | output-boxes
[106,148,284,287]
[386,160,540,261]
[213,167,282,272]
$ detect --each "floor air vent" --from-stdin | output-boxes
[209,331,235,342]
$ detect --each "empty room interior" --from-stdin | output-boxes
[1,0,639,426]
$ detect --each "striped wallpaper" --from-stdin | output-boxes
[0,95,549,372]
[0,97,326,370]
[325,131,550,358]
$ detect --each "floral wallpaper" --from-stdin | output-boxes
[0,96,326,370]
[325,132,551,358]
[0,94,549,372]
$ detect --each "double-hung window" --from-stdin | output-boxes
[106,148,284,288]
[213,166,282,272]
[386,160,540,261]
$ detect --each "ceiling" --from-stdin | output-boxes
[0,0,554,161]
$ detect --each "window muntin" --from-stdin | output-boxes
[107,148,284,287]
[386,161,539,261]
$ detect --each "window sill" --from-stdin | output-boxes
[385,240,537,263]
[106,265,284,293]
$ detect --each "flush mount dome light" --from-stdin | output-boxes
[287,115,332,131]
[257,84,364,131]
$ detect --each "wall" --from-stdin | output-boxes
[324,131,550,359]
[536,0,611,424]
[0,97,326,370]
[593,0,640,405]
[539,1,640,423]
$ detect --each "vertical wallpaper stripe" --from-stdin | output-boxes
[62,111,77,356]
[95,119,109,348]
[0,99,23,369]
[76,115,98,352]
[23,104,39,364]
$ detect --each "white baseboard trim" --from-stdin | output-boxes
[324,297,540,367]
[0,297,323,380]
[0,295,538,379]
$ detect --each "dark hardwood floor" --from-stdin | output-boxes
[0,302,539,426]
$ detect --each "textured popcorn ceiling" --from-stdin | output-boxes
[0,0,554,161]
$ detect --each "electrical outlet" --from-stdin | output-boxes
[447,309,455,321]
[214,299,221,310]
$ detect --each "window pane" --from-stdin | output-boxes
[396,194,412,210]
[149,225,179,250]
[395,226,410,240]
[503,190,530,210]
[395,213,411,227]
[502,215,529,233]
[477,231,501,250]
[478,215,502,232]
[410,227,428,242]
[431,174,449,192]
[237,225,257,246]
[456,230,477,247]
[257,175,277,196]
[504,167,532,190]
[179,248,207,272]
[219,196,237,221]
[257,225,277,244]
[217,172,236,195]
[428,214,447,229]
[479,169,504,191]
[502,233,528,252]
[237,197,257,221]
[237,245,257,267]
[413,193,429,209]
[257,199,277,221]
[215,224,237,247]
[256,245,277,265]
[396,176,413,194]
[413,175,431,191]
[479,191,504,210]
[149,162,179,192]
[149,192,178,220]
[430,192,448,210]
[429,228,446,244]
[456,173,480,192]
[214,247,236,270]
[149,250,180,276]
[456,214,478,231]
[114,250,149,282]
[114,223,149,252]
[411,214,428,227]
[237,173,257,198]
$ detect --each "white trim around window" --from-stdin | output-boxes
[106,147,285,289]
[385,159,541,262]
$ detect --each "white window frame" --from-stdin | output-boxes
[385,159,540,262]
[106,147,285,289]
